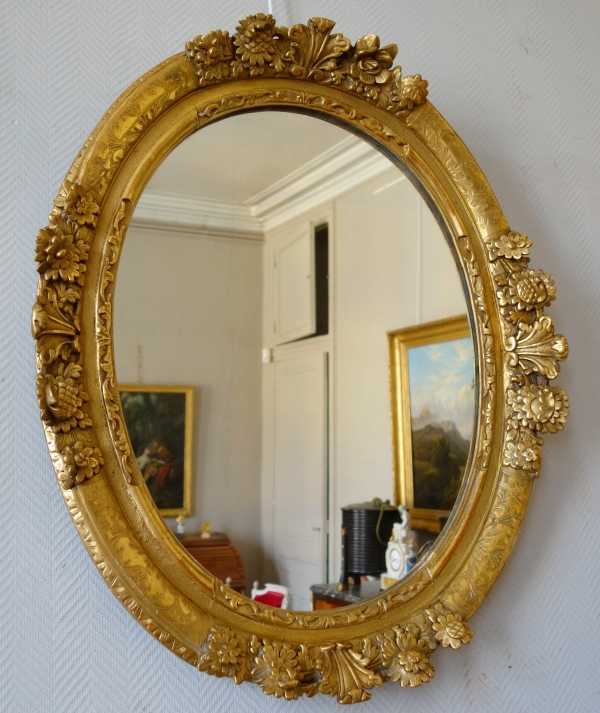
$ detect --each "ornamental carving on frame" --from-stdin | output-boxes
[33,15,568,704]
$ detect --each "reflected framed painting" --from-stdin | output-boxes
[388,315,475,532]
[118,385,194,516]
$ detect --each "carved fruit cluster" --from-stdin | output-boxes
[186,15,428,120]
[33,180,102,488]
[196,603,471,703]
[487,231,569,474]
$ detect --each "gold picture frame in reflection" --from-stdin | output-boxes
[118,385,194,517]
[389,315,474,533]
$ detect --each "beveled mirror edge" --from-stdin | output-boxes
[32,15,569,703]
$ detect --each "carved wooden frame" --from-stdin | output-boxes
[33,15,569,704]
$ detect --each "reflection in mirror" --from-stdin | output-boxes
[114,111,474,611]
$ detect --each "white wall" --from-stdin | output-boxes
[5,1,599,711]
[114,225,263,587]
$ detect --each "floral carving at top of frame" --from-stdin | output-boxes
[185,15,428,121]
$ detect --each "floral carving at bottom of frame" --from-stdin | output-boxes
[197,602,471,704]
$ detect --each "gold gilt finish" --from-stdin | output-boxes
[388,314,472,533]
[33,15,568,704]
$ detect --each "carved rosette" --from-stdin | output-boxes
[186,15,428,120]
[488,231,569,475]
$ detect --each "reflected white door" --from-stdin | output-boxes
[272,352,328,610]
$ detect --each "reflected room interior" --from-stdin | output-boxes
[114,111,474,612]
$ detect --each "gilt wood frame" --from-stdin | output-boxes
[33,15,569,704]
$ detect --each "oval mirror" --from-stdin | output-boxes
[113,110,476,611]
[33,14,569,703]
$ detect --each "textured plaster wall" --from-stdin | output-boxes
[2,1,599,711]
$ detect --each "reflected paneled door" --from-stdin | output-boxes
[272,352,328,610]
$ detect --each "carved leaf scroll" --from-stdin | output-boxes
[97,200,142,485]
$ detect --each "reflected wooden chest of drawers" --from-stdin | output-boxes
[179,533,246,594]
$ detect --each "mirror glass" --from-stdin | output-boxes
[114,111,475,611]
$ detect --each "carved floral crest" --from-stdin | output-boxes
[186,15,428,120]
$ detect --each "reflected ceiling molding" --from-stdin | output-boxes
[131,136,396,237]
[247,136,397,231]
[131,192,262,239]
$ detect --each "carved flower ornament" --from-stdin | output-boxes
[499,269,556,311]
[508,384,569,434]
[347,34,397,93]
[35,218,89,285]
[233,13,279,75]
[185,30,233,86]
[491,231,533,260]
[51,282,80,313]
[378,625,434,687]
[36,362,91,433]
[252,643,304,700]
[185,15,429,120]
[392,73,429,111]
[64,184,99,226]
[430,611,473,649]
[61,441,103,486]
[503,437,541,471]
[198,627,244,679]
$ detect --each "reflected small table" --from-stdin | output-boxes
[310,581,382,610]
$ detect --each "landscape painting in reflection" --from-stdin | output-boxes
[408,337,474,511]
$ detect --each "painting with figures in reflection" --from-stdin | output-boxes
[118,385,194,516]
[388,315,475,532]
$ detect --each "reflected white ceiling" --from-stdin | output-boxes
[146,112,350,203]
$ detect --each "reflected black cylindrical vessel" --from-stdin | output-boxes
[342,502,401,579]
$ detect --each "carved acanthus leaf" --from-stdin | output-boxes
[286,17,351,81]
[316,641,382,704]
[32,287,80,367]
[507,316,568,379]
